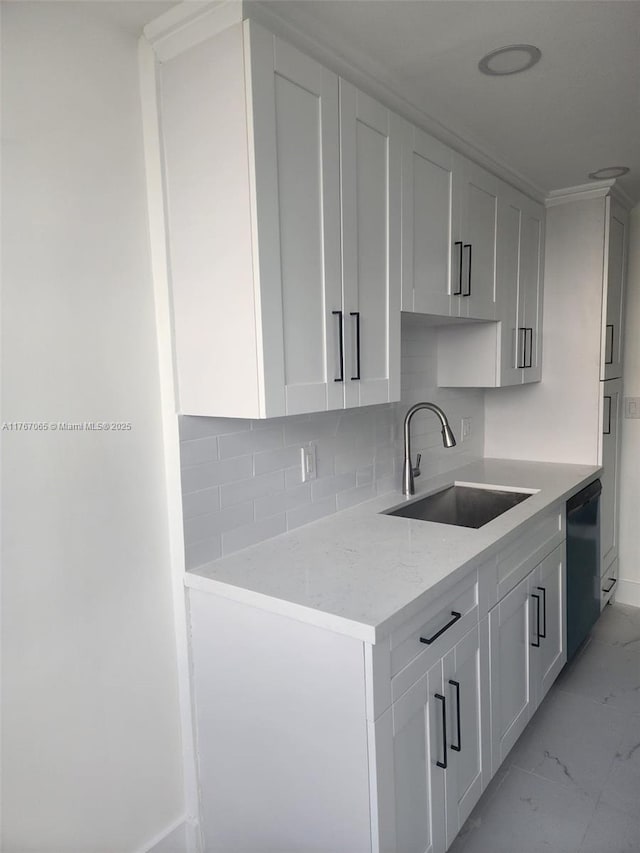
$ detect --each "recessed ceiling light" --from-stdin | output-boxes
[588,166,630,180]
[478,44,542,76]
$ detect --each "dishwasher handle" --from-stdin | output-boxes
[567,479,602,514]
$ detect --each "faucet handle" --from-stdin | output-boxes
[413,453,422,478]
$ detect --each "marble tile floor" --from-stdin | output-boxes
[450,602,640,853]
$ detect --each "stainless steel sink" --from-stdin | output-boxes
[384,484,534,529]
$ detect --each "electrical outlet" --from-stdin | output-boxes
[300,444,317,482]
[461,417,472,442]
[624,397,640,419]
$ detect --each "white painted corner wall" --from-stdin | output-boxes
[617,204,640,607]
[2,4,187,852]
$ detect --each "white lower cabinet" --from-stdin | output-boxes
[489,542,566,774]
[188,521,568,853]
[375,622,489,853]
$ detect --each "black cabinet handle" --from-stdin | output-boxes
[603,577,617,594]
[605,324,614,365]
[453,241,463,295]
[463,244,472,296]
[604,395,612,435]
[449,679,462,753]
[350,312,361,381]
[435,693,448,769]
[517,327,527,369]
[525,328,533,369]
[531,592,541,647]
[536,586,547,638]
[332,311,344,382]
[420,611,462,645]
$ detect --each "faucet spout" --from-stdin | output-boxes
[402,402,457,496]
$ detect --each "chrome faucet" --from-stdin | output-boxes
[402,402,457,496]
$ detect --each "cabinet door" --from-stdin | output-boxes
[456,157,499,321]
[602,198,628,380]
[601,378,622,570]
[443,622,489,848]
[401,123,457,316]
[489,574,535,773]
[496,195,522,386]
[250,24,344,415]
[531,544,566,706]
[519,203,544,384]
[340,82,401,408]
[374,663,446,853]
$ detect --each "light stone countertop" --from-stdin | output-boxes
[185,458,601,643]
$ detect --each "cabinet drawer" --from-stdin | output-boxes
[601,558,618,609]
[390,569,478,701]
[496,508,564,602]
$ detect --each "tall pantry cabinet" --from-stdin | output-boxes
[484,187,630,607]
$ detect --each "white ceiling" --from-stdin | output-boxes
[260,0,640,203]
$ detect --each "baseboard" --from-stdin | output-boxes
[614,579,640,608]
[140,816,200,853]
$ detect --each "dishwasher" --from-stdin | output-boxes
[566,479,602,662]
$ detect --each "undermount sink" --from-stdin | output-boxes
[384,484,534,529]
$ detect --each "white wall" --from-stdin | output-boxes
[179,321,484,569]
[618,204,640,606]
[2,4,185,851]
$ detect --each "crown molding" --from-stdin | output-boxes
[610,182,635,211]
[144,0,546,202]
[544,180,616,208]
[248,1,547,204]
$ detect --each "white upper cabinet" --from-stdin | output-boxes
[340,82,401,408]
[601,198,628,380]
[400,143,501,322]
[496,189,544,386]
[456,156,500,321]
[157,20,399,418]
[400,123,457,316]
[436,185,544,388]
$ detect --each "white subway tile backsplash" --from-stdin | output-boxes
[179,323,484,564]
[182,486,220,520]
[284,411,340,444]
[356,465,374,487]
[254,483,312,521]
[222,514,287,556]
[180,435,219,468]
[311,471,356,502]
[185,535,222,570]
[254,445,302,475]
[218,426,284,460]
[337,483,376,511]
[286,496,336,531]
[220,470,286,508]
[181,456,253,494]
[184,502,254,545]
[179,415,250,441]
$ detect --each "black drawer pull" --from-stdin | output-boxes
[420,611,462,645]
[603,577,617,594]
[536,586,547,638]
[332,311,344,382]
[463,243,472,296]
[603,395,612,435]
[605,324,614,365]
[435,693,447,769]
[453,241,463,295]
[350,311,361,381]
[531,592,541,647]
[449,679,462,753]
